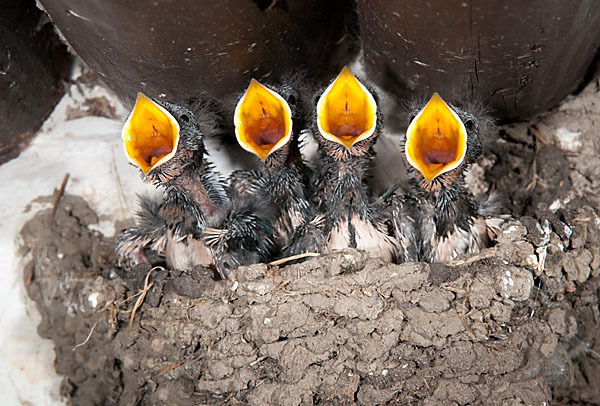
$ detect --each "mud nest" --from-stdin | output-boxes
[20,77,600,405]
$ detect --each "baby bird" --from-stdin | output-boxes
[403,93,504,263]
[116,93,275,278]
[116,93,229,273]
[312,66,412,262]
[231,78,325,256]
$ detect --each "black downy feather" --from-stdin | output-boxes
[311,76,415,262]
[116,99,229,271]
[117,98,275,278]
[402,97,506,263]
[229,77,326,258]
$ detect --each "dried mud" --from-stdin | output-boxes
[20,76,600,405]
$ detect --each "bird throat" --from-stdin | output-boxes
[170,169,220,218]
[418,167,460,192]
[420,127,456,166]
[422,148,455,166]
[334,123,362,140]
[254,121,285,149]
[149,145,174,166]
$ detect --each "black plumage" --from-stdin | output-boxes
[231,78,325,257]
[116,94,275,278]
[312,67,416,262]
[379,186,420,263]
[402,93,505,263]
[203,196,277,271]
[116,95,228,273]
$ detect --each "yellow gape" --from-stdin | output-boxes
[234,79,292,161]
[122,93,180,175]
[405,93,467,183]
[317,66,377,149]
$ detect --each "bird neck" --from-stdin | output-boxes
[265,165,311,212]
[164,157,228,221]
[320,152,372,219]
[422,184,478,238]
[261,137,311,207]
[263,139,304,172]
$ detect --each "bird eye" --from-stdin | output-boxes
[464,119,474,131]
[286,94,297,106]
[179,114,190,123]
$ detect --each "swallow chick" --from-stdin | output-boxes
[312,66,409,262]
[403,92,505,263]
[231,78,326,256]
[116,93,229,274]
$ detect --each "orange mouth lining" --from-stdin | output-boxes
[317,66,377,149]
[122,93,180,175]
[405,93,467,182]
[234,79,292,161]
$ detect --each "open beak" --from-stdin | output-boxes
[405,93,467,183]
[122,93,180,175]
[234,79,292,161]
[316,66,377,149]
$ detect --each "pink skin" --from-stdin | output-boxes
[255,124,284,146]
[147,145,173,165]
[334,124,361,139]
[130,247,150,266]
[422,149,455,165]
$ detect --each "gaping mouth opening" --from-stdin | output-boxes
[234,79,292,161]
[405,93,467,183]
[122,93,180,175]
[317,66,377,149]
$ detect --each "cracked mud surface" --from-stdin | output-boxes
[21,74,600,405]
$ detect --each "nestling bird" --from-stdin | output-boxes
[403,92,504,263]
[116,93,229,273]
[312,66,415,262]
[231,78,325,256]
[116,93,275,278]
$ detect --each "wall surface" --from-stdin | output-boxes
[358,0,600,120]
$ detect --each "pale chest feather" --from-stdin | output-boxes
[275,207,305,246]
[166,230,214,270]
[430,217,490,263]
[150,233,168,256]
[328,215,397,262]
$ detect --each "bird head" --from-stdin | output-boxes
[122,93,206,184]
[404,93,481,188]
[234,79,293,163]
[315,66,379,156]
